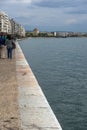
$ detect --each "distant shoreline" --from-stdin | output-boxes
[23,36,87,39]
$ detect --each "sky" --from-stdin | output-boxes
[0,0,87,32]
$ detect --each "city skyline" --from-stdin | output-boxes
[0,0,87,32]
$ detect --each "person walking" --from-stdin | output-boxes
[5,35,13,59]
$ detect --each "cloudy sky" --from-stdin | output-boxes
[0,0,87,32]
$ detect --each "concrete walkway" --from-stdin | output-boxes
[0,42,62,130]
[0,51,20,130]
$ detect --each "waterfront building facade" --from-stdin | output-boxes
[10,18,15,35]
[0,11,11,34]
[20,25,25,37]
[10,19,25,37]
[0,11,25,37]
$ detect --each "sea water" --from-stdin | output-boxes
[19,38,87,130]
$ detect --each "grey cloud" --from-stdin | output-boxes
[30,0,87,17]
[0,0,87,32]
[66,9,87,14]
[31,0,87,8]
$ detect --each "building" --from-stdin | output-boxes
[0,11,25,37]
[10,18,16,35]
[20,25,25,37]
[33,28,39,36]
[10,19,25,37]
[54,32,57,36]
[0,11,11,34]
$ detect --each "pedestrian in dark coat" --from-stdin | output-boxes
[5,35,13,59]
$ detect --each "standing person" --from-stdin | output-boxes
[5,35,13,59]
[1,34,7,59]
[0,35,2,58]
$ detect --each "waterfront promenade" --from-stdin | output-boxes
[0,42,62,130]
[0,53,20,129]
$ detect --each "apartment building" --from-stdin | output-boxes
[10,18,25,37]
[0,11,25,37]
[10,18,15,35]
[20,25,25,37]
[0,11,11,34]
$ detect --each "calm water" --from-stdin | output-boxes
[19,38,87,130]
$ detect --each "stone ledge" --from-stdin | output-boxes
[16,42,62,130]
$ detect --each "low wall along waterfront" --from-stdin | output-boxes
[16,42,62,130]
